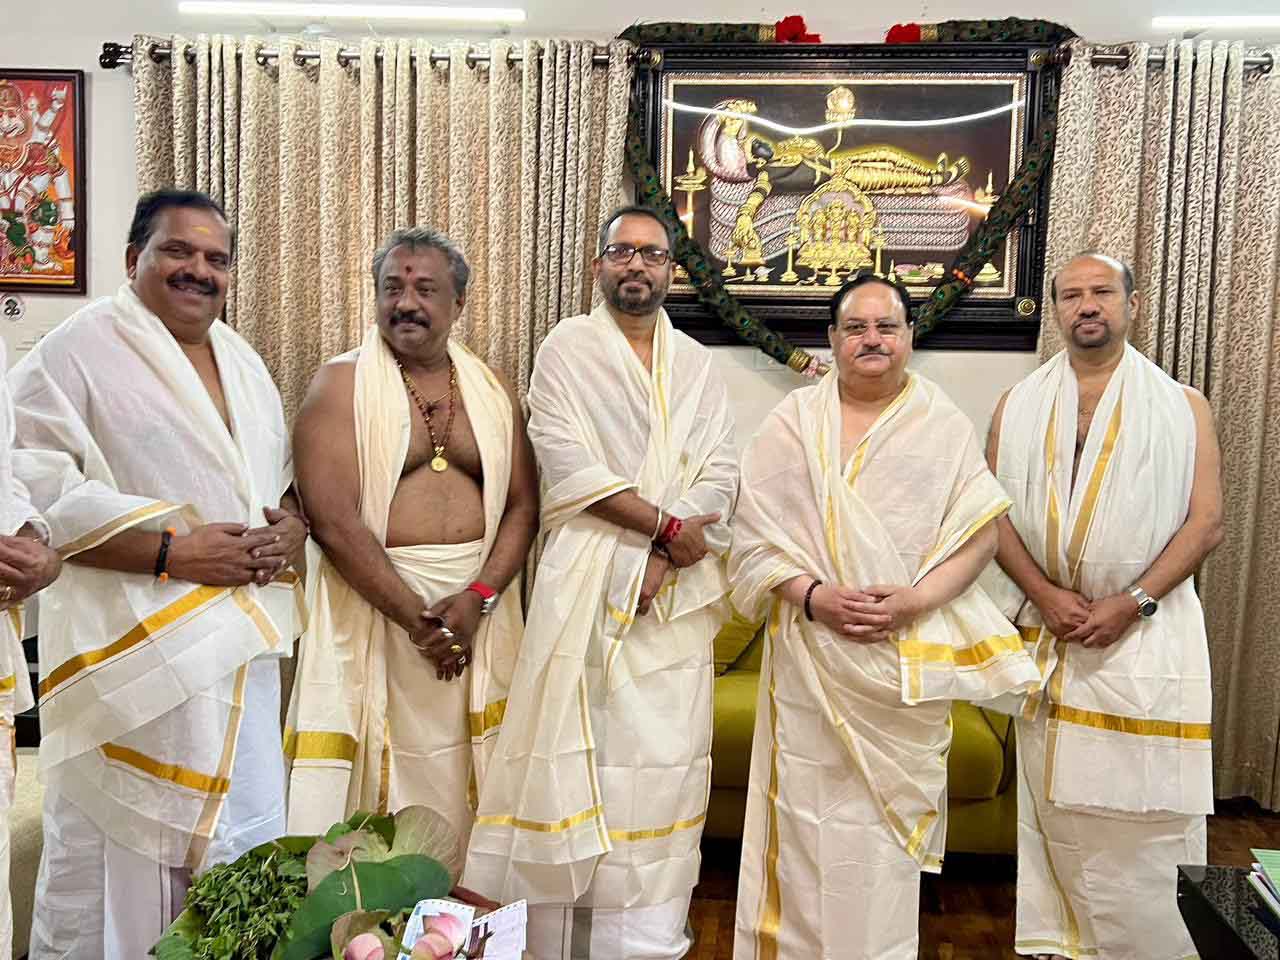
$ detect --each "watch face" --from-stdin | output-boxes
[1139,598,1158,617]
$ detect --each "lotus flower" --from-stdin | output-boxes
[344,932,386,960]
[410,913,469,959]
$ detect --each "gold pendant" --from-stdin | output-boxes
[431,455,449,472]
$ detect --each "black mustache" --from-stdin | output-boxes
[168,273,216,295]
[391,310,427,325]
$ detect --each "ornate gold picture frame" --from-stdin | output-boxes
[635,45,1056,349]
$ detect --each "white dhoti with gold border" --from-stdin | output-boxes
[730,371,1039,960]
[988,345,1212,960]
[464,305,738,960]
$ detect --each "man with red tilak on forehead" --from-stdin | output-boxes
[285,227,537,847]
[987,252,1224,960]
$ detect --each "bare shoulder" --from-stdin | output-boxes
[1181,383,1212,414]
[298,357,357,421]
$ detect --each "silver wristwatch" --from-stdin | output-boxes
[1127,583,1158,618]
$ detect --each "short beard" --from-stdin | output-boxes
[1070,325,1113,349]
[605,276,667,316]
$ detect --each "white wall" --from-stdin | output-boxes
[712,346,1039,448]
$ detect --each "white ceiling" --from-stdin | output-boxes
[45,0,1280,46]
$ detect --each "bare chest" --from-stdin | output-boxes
[183,346,232,431]
[1072,388,1105,481]
[839,408,880,468]
[403,394,484,483]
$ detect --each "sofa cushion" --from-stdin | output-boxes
[713,611,762,677]
[710,670,761,789]
[946,702,1010,801]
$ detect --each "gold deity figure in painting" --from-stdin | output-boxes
[690,85,998,287]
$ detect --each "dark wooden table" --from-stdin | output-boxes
[1178,865,1280,960]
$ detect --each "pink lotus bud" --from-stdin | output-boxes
[424,913,468,949]
[344,932,386,960]
[410,930,457,959]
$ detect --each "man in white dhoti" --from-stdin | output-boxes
[0,336,61,959]
[463,206,738,959]
[731,272,1040,960]
[15,189,307,959]
[284,227,537,842]
[987,252,1223,960]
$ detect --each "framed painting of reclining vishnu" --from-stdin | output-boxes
[633,44,1057,350]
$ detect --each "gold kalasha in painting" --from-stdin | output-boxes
[636,45,1054,350]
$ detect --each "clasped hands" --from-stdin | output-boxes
[635,511,722,617]
[167,506,307,587]
[807,581,922,643]
[407,589,483,682]
[1036,584,1138,649]
[0,533,61,609]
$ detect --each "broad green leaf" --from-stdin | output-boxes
[277,854,452,960]
[150,906,206,956]
[324,822,354,845]
[345,811,396,849]
[306,830,392,893]
[389,806,463,884]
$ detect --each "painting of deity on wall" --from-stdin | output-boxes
[0,69,87,294]
[636,45,1055,349]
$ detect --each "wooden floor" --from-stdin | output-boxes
[687,798,1280,959]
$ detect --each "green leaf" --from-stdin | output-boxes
[276,855,452,960]
[324,822,354,845]
[389,807,463,884]
[306,830,392,893]
[345,811,396,849]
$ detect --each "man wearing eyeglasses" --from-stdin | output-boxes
[729,272,1038,959]
[13,189,305,958]
[465,206,738,959]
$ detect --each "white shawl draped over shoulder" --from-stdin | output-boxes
[464,303,736,903]
[730,371,1039,867]
[285,326,520,832]
[9,283,300,868]
[991,345,1211,815]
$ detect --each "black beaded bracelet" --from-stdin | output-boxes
[804,578,823,622]
[154,528,175,581]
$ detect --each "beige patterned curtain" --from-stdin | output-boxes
[1041,39,1280,807]
[130,34,633,415]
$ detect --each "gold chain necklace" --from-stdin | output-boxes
[397,356,457,472]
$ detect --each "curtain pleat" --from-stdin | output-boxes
[1040,40,1280,807]
[131,33,633,416]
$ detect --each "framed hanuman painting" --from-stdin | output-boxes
[633,45,1057,349]
[0,69,87,295]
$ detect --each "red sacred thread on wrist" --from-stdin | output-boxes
[656,515,683,545]
[466,581,497,601]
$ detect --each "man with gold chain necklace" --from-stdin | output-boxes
[284,227,538,845]
[986,252,1224,960]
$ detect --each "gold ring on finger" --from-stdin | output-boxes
[449,643,463,654]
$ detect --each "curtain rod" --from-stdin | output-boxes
[1086,48,1273,72]
[100,41,1273,73]
[98,40,648,70]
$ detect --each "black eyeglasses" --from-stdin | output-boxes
[601,243,672,267]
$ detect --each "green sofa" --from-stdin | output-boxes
[706,623,1018,855]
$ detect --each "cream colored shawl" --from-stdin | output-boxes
[285,326,519,828]
[0,339,39,810]
[730,371,1039,866]
[991,345,1212,815]
[464,303,737,903]
[9,283,300,868]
